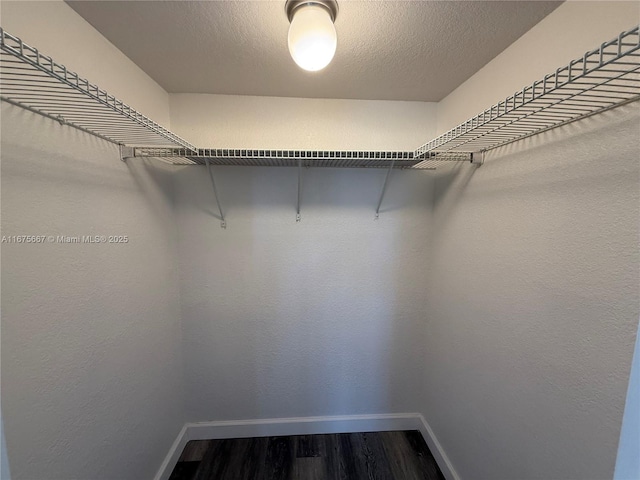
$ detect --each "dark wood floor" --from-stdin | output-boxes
[169,430,445,480]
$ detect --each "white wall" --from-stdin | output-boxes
[424,104,639,480]
[170,94,437,421]
[170,94,436,150]
[425,2,640,478]
[0,2,184,479]
[436,1,640,134]
[175,166,434,421]
[0,104,184,480]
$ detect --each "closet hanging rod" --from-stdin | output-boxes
[0,28,196,150]
[415,24,640,158]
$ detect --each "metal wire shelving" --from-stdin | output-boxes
[0,28,195,149]
[126,147,471,169]
[2,24,638,224]
[2,25,639,166]
[0,27,469,169]
[415,25,640,159]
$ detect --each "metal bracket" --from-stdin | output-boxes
[296,159,302,222]
[119,145,134,162]
[204,157,226,229]
[471,152,484,166]
[375,158,396,219]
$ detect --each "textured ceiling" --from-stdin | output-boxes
[66,0,562,102]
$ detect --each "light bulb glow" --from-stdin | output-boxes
[288,4,337,72]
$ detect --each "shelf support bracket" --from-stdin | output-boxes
[120,145,134,163]
[471,152,484,166]
[204,157,226,229]
[296,159,302,222]
[375,158,396,219]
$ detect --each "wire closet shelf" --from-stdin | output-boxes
[415,25,640,160]
[126,148,470,169]
[0,27,468,169]
[0,28,195,150]
[1,25,639,167]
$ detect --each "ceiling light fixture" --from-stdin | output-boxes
[285,0,338,72]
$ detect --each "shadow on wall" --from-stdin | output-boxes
[126,158,178,226]
[1,107,139,191]
[172,166,434,422]
[431,103,640,239]
[431,162,477,225]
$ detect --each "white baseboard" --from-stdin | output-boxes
[154,424,189,480]
[154,413,458,480]
[416,414,460,480]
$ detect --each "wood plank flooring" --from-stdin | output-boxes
[168,430,445,480]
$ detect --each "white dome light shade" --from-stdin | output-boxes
[288,4,337,72]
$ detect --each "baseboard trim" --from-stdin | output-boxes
[154,413,459,480]
[154,423,189,480]
[416,414,460,480]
